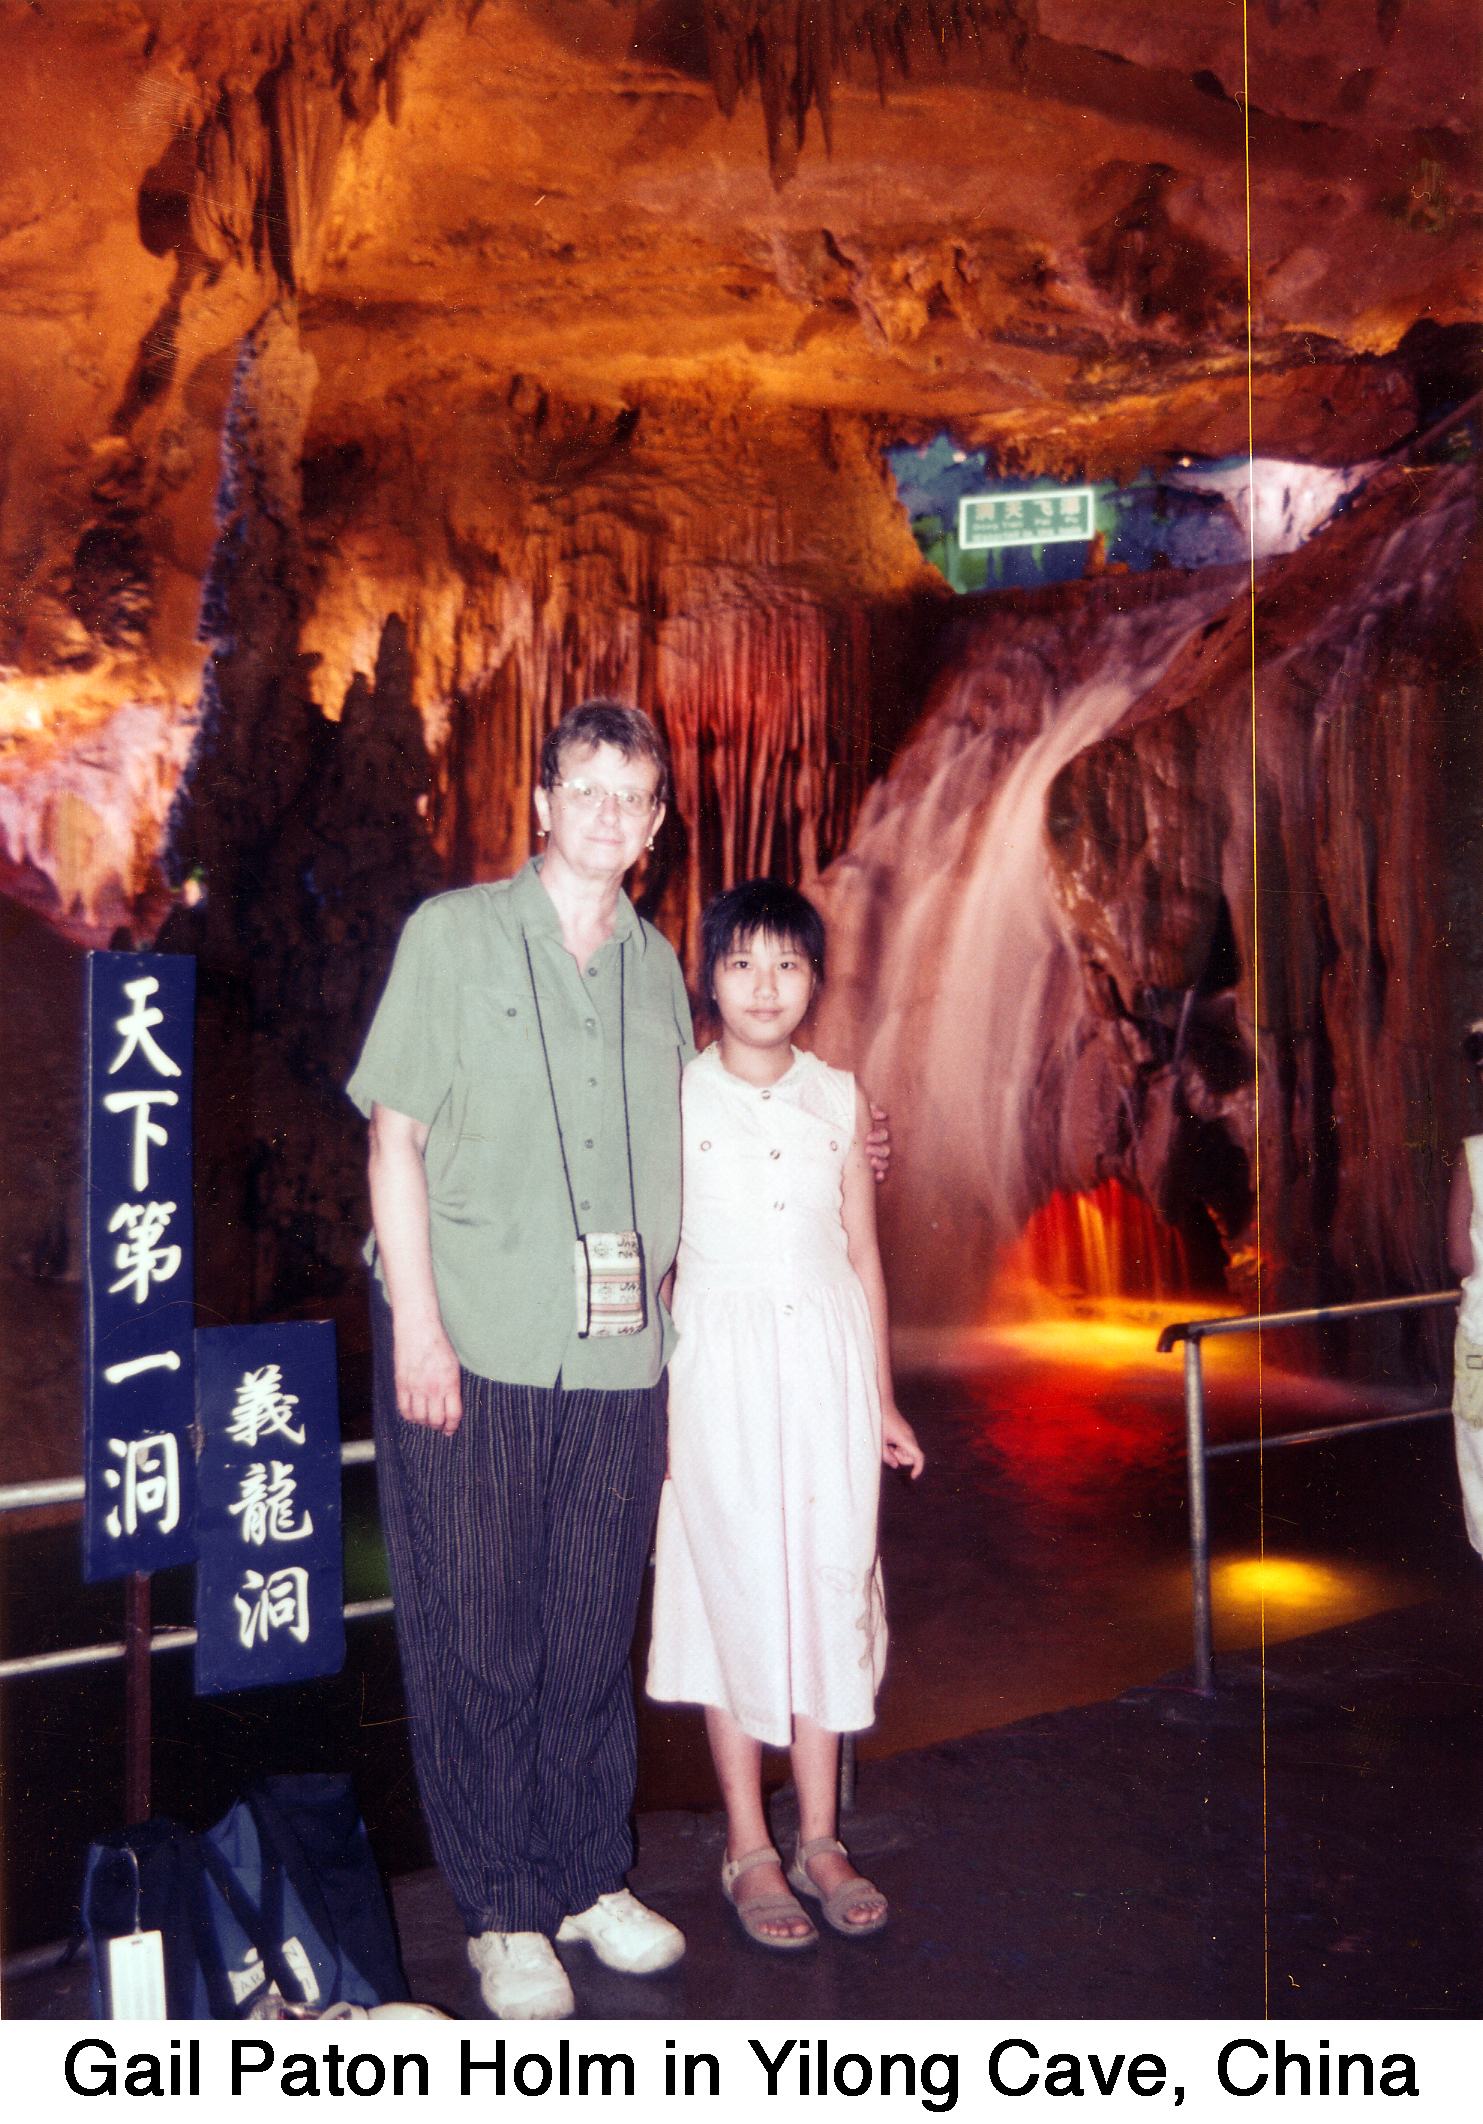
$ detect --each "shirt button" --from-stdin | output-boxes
[769,1149,781,1160]
[583,1137,594,1149]
[585,1019,596,1032]
[699,1140,711,1151]
[506,1007,517,1018]
[830,1140,838,1151]
[588,1077,597,1088]
[579,1199,591,1212]
[774,1200,785,1211]
[587,963,598,976]
[760,1089,771,1100]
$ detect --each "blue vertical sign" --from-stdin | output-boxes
[84,953,197,1583]
[194,1321,345,1695]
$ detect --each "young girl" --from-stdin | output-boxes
[647,879,924,1950]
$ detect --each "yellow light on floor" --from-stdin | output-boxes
[1206,1553,1422,1647]
[940,1297,1255,1374]
[1215,1556,1348,1608]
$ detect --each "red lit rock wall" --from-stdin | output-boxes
[812,463,1480,1328]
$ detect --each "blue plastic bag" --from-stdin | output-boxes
[83,1775,405,2018]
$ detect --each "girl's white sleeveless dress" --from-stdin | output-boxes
[646,1044,887,1747]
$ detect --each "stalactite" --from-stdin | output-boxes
[292,391,933,986]
[700,0,1034,179]
[434,535,881,983]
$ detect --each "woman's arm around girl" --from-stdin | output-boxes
[841,1083,925,1479]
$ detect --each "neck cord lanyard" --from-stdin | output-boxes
[521,932,638,1240]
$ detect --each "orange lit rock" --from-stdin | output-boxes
[0,0,1476,1356]
[812,464,1479,1324]
[1,0,1473,932]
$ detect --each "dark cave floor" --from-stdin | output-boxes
[10,1585,1481,2022]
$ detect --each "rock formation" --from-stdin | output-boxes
[811,459,1480,1326]
[0,0,1476,1390]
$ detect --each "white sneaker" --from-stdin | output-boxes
[466,1932,575,2020]
[556,1889,685,1975]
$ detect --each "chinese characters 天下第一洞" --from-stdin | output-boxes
[101,1431,181,1541]
[84,958,197,1580]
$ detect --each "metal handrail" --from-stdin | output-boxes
[1158,1288,1461,1695]
[0,1436,377,1518]
[0,1438,385,1683]
[1205,1401,1451,1461]
[1157,1288,1463,1351]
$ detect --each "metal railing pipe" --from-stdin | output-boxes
[0,1440,390,1683]
[0,1601,396,1684]
[1158,1288,1461,1352]
[1159,1288,1460,1694]
[1205,1401,1451,1460]
[0,1438,379,1519]
[0,1475,85,1512]
[1183,1335,1215,1695]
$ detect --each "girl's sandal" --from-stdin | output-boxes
[788,1835,889,1937]
[721,1846,819,1951]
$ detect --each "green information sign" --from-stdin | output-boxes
[958,488,1095,550]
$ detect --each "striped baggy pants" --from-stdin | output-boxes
[371,1284,667,1936]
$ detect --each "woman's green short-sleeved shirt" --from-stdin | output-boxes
[347,861,694,1388]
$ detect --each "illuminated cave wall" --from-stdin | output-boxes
[811,459,1482,1328]
[157,317,940,1315]
[0,0,1479,1469]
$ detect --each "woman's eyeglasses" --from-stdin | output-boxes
[555,779,658,816]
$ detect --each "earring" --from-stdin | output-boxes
[645,837,655,852]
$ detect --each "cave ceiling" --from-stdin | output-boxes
[0,0,1478,930]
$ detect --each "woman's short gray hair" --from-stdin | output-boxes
[539,700,670,805]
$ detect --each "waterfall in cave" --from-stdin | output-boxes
[809,569,1242,1326]
[1000,1179,1190,1307]
[813,456,1475,1338]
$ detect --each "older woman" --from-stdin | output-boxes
[349,701,692,2019]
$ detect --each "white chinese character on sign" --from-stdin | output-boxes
[102,1089,178,1190]
[1058,494,1084,524]
[234,1567,311,1648]
[228,1461,313,1545]
[108,1201,181,1304]
[103,1351,181,1384]
[102,1432,181,1539]
[1001,499,1023,524]
[109,978,182,1078]
[226,1365,304,1448]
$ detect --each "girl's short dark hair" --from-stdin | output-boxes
[701,878,826,1002]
